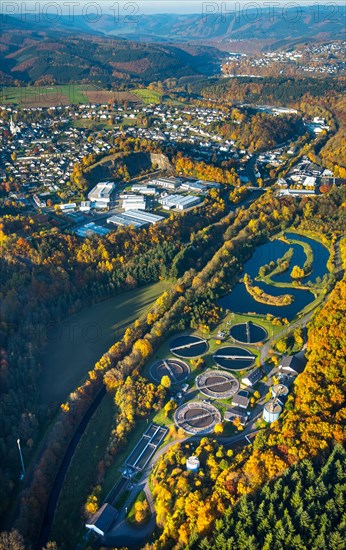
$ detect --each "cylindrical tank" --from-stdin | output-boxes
[271,384,289,400]
[263,400,282,423]
[186,456,200,472]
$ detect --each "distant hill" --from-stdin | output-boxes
[1,5,344,86]
[0,18,222,86]
[6,6,342,43]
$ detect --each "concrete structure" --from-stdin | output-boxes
[186,456,200,472]
[85,503,118,536]
[263,400,282,423]
[88,181,116,208]
[232,394,249,409]
[159,194,202,211]
[241,367,262,387]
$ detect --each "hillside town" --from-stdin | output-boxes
[0,98,338,239]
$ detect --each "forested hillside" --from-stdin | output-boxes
[197,444,346,550]
[0,25,220,86]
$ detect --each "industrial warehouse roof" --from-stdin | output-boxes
[232,394,250,409]
[88,181,116,201]
[107,210,164,228]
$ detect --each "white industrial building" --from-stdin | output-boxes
[303,176,316,187]
[159,194,202,211]
[60,202,76,211]
[279,355,306,377]
[149,176,181,190]
[88,181,116,208]
[107,209,164,229]
[131,185,158,195]
[180,180,207,192]
[122,195,146,211]
[232,394,249,409]
[80,200,93,212]
[241,368,262,387]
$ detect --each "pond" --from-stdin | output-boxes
[219,233,328,320]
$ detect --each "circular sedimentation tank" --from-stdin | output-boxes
[175,401,221,434]
[196,370,239,399]
[150,358,190,384]
[213,346,256,371]
[230,321,268,344]
[169,335,209,359]
[271,384,289,399]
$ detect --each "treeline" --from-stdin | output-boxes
[201,77,345,105]
[173,155,239,185]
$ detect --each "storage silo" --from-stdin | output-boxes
[186,456,200,472]
[271,384,289,400]
[263,400,282,423]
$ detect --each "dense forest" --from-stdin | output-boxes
[198,444,346,550]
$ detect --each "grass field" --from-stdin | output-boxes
[0,85,142,107]
[40,281,170,405]
[0,85,89,106]
[133,88,163,104]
